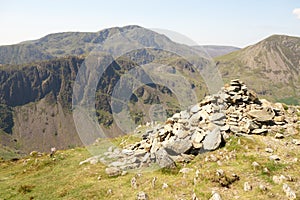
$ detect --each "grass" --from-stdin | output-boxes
[0,133,299,199]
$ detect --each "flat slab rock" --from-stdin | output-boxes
[248,108,275,122]
[165,138,193,155]
[203,127,222,151]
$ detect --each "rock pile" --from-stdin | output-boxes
[80,80,297,172]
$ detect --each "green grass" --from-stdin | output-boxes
[0,133,299,199]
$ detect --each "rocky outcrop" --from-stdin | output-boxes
[81,79,298,171]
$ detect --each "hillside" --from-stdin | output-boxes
[0,80,299,199]
[0,51,209,154]
[216,35,300,105]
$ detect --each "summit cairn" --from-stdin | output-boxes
[81,80,294,171]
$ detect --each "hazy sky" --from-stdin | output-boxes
[0,0,299,47]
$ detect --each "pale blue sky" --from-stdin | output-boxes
[0,0,299,47]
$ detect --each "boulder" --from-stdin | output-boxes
[155,148,176,168]
[203,128,222,151]
[165,138,193,155]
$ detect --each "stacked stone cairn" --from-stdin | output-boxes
[80,80,295,175]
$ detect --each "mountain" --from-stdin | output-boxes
[216,34,300,104]
[194,45,240,58]
[0,26,212,154]
[0,25,208,65]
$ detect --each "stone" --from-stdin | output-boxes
[172,113,181,121]
[248,107,275,122]
[110,161,126,167]
[252,161,260,169]
[203,128,222,151]
[220,125,230,131]
[245,121,259,130]
[164,124,173,133]
[179,167,193,174]
[29,151,39,157]
[292,139,300,145]
[192,192,199,200]
[274,116,285,122]
[131,177,137,189]
[180,110,190,119]
[136,191,149,200]
[244,182,252,191]
[190,104,201,113]
[230,125,240,133]
[274,133,284,139]
[192,130,205,144]
[162,183,169,189]
[265,148,274,153]
[165,138,192,155]
[283,184,297,199]
[269,155,280,161]
[176,130,190,139]
[189,112,202,126]
[105,167,121,177]
[199,110,210,121]
[155,148,176,168]
[259,184,267,191]
[252,129,268,134]
[210,113,226,122]
[209,191,222,200]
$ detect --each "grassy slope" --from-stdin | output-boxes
[0,132,299,200]
[215,35,300,105]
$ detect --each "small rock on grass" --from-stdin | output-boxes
[244,182,252,191]
[275,133,284,139]
[209,191,222,200]
[282,184,297,199]
[269,155,280,161]
[136,191,148,200]
[105,167,121,177]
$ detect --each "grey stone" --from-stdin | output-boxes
[189,111,202,126]
[109,161,127,167]
[105,167,121,177]
[192,130,206,143]
[176,130,190,139]
[245,121,260,130]
[180,110,190,119]
[190,104,201,113]
[292,139,300,145]
[274,133,284,139]
[136,191,149,200]
[165,138,193,155]
[155,148,176,168]
[283,184,297,199]
[209,191,222,200]
[248,108,275,122]
[230,125,240,133]
[269,155,280,161]
[265,148,274,153]
[172,113,181,120]
[203,127,222,151]
[244,182,252,191]
[220,125,230,131]
[252,129,268,134]
[122,149,134,155]
[199,110,210,121]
